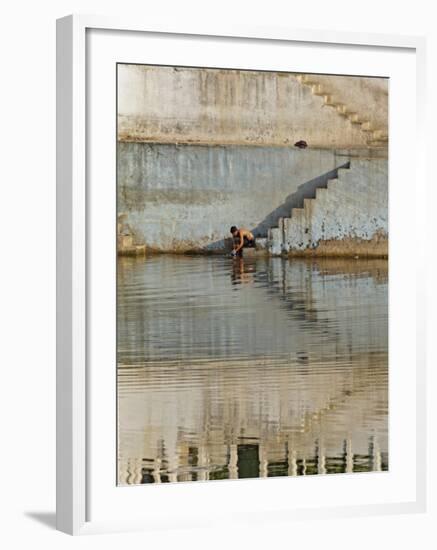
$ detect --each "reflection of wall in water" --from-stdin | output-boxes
[117,256,388,485]
[118,352,388,484]
[117,257,388,363]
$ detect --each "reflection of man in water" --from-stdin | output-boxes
[230,226,255,257]
[231,257,256,285]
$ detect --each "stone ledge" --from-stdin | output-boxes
[118,245,147,257]
[287,236,388,258]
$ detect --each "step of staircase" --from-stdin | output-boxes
[323,95,336,106]
[266,158,388,256]
[315,187,328,201]
[326,178,339,191]
[270,162,357,254]
[267,227,284,256]
[295,73,388,149]
[311,84,324,95]
[267,162,353,255]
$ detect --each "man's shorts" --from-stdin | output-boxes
[234,236,255,257]
[243,236,255,248]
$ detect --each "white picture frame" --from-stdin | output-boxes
[56,14,427,535]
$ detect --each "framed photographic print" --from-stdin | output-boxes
[56,15,427,535]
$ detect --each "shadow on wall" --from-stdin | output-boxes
[251,161,350,237]
[205,161,350,252]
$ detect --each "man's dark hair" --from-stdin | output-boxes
[230,226,238,234]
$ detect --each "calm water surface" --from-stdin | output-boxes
[117,255,388,484]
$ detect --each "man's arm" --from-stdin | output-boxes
[234,232,244,252]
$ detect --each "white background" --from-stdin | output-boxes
[88,28,417,524]
[0,0,435,548]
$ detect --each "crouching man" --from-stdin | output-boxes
[230,226,255,257]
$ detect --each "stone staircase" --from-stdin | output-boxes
[295,74,388,148]
[264,159,388,257]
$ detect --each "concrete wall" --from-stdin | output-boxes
[118,143,355,251]
[117,65,389,255]
[118,65,387,149]
[298,74,388,137]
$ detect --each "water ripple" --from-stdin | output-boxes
[117,256,388,484]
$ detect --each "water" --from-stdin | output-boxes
[117,255,388,485]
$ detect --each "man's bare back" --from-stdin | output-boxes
[230,226,255,256]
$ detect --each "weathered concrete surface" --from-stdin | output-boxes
[118,143,360,252]
[296,74,388,147]
[117,66,389,256]
[118,65,387,150]
[286,234,388,257]
[267,159,388,257]
[117,213,146,256]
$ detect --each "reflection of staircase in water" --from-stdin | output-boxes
[117,256,388,485]
[250,257,388,359]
